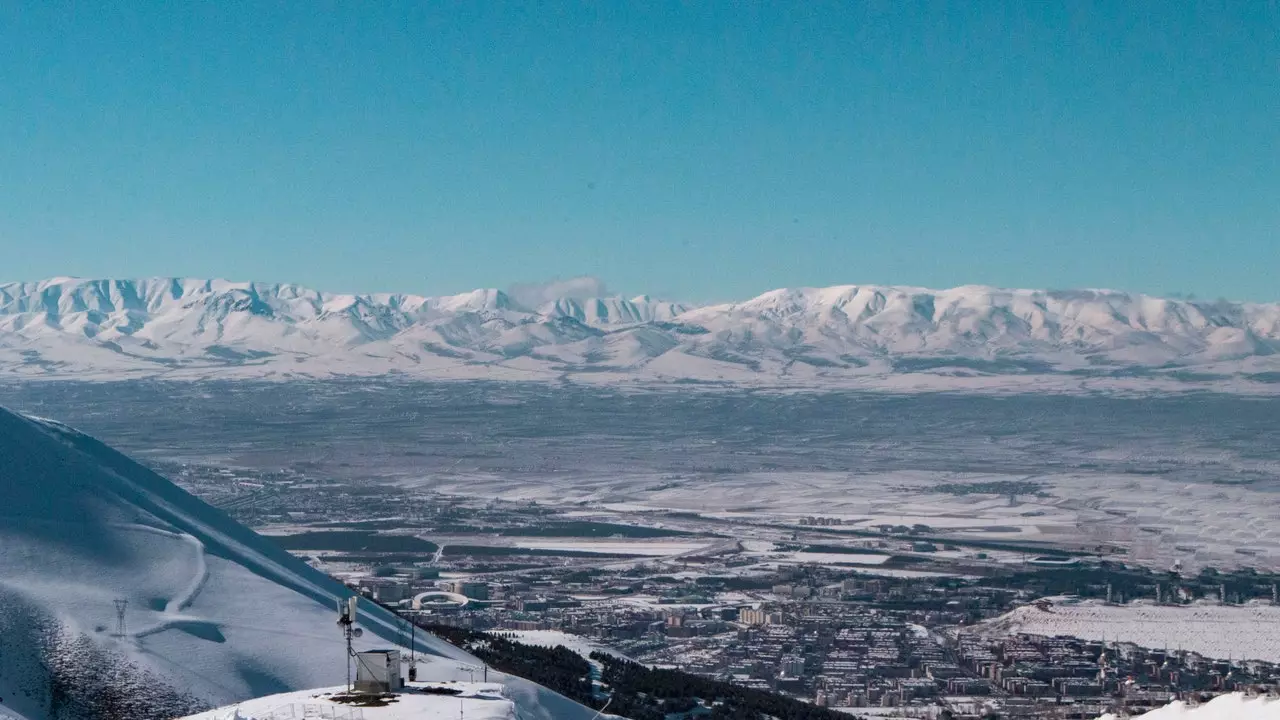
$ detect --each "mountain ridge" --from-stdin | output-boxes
[3,276,1280,388]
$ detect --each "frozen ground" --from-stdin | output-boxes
[2,382,1279,572]
[980,598,1280,662]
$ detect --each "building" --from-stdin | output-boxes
[449,581,489,601]
[354,649,402,693]
[371,583,406,603]
[780,656,805,677]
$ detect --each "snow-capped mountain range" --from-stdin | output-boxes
[3,277,1280,389]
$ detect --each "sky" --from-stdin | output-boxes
[0,2,1276,302]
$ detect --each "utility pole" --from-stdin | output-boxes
[410,614,418,682]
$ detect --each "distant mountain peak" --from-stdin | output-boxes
[1,277,1278,389]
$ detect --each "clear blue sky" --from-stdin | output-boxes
[1,2,1276,302]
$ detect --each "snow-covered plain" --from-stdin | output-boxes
[0,407,612,720]
[418,468,1280,573]
[4,277,1280,391]
[1098,693,1280,719]
[980,598,1280,663]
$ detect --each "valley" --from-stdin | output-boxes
[3,380,1279,717]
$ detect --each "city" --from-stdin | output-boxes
[170,457,1280,719]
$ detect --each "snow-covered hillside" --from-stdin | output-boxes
[3,277,1280,388]
[1097,692,1280,719]
[0,407,612,720]
[182,683,521,720]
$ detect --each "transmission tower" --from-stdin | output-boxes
[113,598,129,637]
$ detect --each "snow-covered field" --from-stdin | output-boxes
[1098,693,1280,719]
[416,465,1280,573]
[497,630,631,662]
[0,408,610,720]
[181,683,518,720]
[508,539,715,556]
[777,551,890,565]
[981,598,1280,662]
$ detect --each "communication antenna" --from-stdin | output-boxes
[113,598,129,637]
[337,596,363,692]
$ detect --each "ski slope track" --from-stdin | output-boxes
[0,407,616,720]
[3,277,1280,391]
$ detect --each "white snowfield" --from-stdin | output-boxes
[3,277,1280,390]
[496,630,632,662]
[0,407,615,720]
[1097,693,1280,719]
[981,598,1280,663]
[181,683,519,720]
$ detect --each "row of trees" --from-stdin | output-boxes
[422,623,854,720]
[422,625,596,705]
[594,653,854,720]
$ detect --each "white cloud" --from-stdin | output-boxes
[507,276,612,308]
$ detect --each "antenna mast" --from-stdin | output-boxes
[337,596,361,692]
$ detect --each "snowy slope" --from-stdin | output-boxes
[182,683,520,720]
[0,407,613,720]
[2,277,1280,387]
[1097,693,1280,719]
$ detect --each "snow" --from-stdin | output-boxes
[1097,693,1280,719]
[0,407,611,720]
[507,539,715,556]
[3,277,1280,391]
[497,630,631,662]
[981,598,1280,662]
[422,469,1280,574]
[775,552,890,565]
[180,683,519,720]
